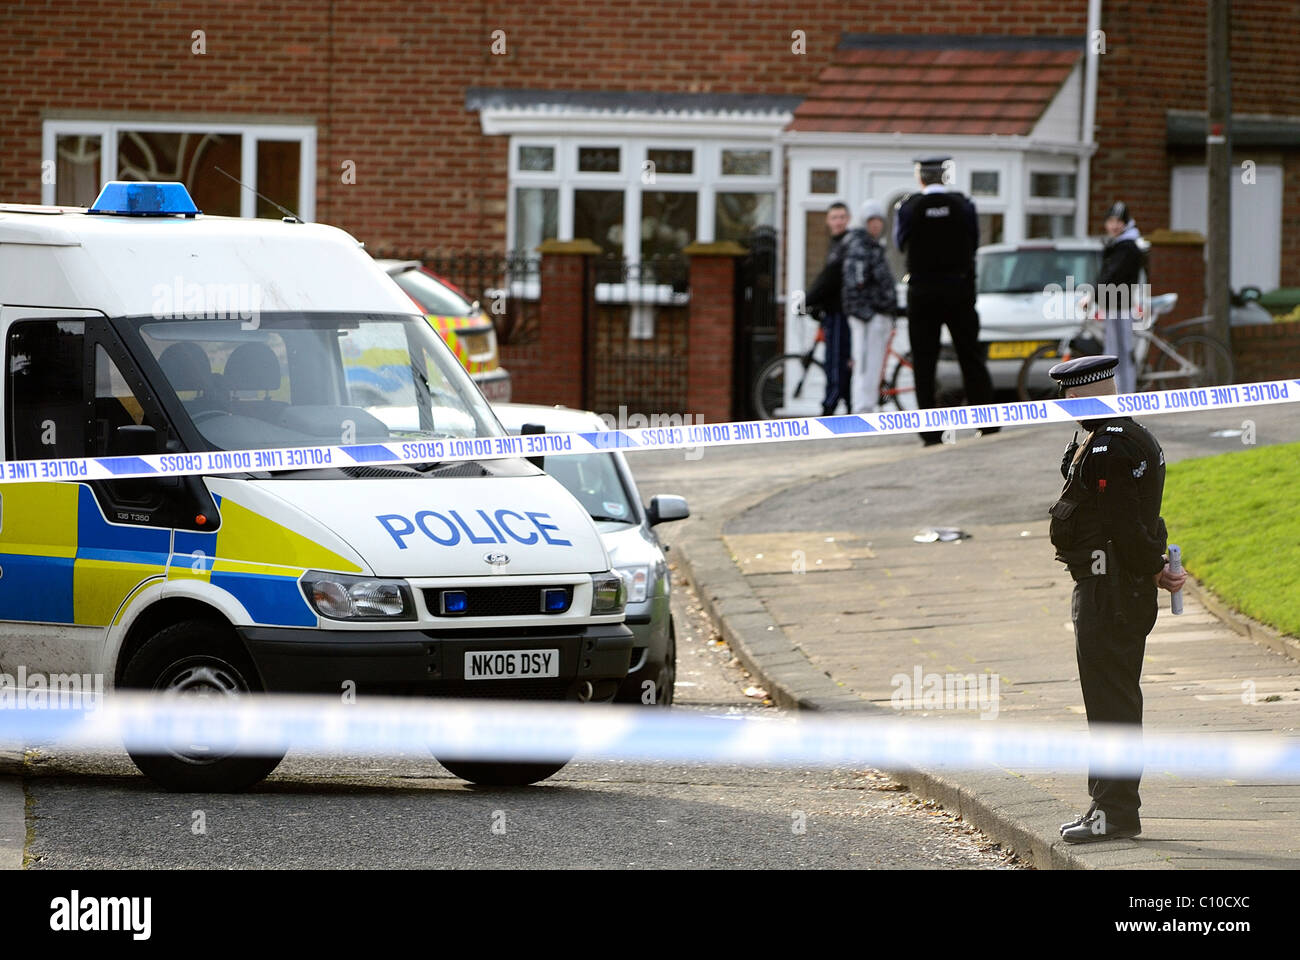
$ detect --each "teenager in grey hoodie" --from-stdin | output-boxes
[842,199,900,412]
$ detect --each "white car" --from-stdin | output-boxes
[936,238,1131,397]
[493,403,689,706]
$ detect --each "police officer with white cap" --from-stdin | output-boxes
[894,156,996,444]
[1048,354,1187,843]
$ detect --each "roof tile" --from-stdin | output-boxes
[792,35,1081,137]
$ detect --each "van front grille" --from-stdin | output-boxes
[424,585,574,617]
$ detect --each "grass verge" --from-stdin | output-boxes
[1163,441,1300,638]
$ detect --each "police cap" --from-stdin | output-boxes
[1049,355,1119,388]
[913,155,951,173]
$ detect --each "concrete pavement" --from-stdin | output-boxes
[0,749,24,870]
[648,413,1300,870]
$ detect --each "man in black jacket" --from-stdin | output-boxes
[805,202,852,415]
[1095,202,1146,394]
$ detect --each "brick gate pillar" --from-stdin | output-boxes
[683,241,746,423]
[1146,229,1206,332]
[532,238,600,409]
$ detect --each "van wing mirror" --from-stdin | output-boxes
[520,422,545,470]
[113,424,158,457]
[647,494,689,526]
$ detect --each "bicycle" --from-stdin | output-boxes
[1015,293,1235,401]
[752,313,916,418]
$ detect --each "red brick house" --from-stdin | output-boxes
[4,0,1300,409]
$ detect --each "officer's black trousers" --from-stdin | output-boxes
[907,284,994,442]
[1071,573,1158,829]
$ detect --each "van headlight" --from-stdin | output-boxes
[301,572,415,621]
[616,564,651,604]
[591,572,627,614]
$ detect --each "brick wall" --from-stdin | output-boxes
[519,240,593,407]
[684,246,742,423]
[1092,0,1300,288]
[3,0,1083,257]
[1145,229,1206,328]
[1232,321,1300,381]
[1282,152,1300,287]
[8,2,1300,276]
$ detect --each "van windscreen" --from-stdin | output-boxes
[128,313,503,450]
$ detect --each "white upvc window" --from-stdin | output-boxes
[506,136,781,260]
[41,120,317,221]
[960,159,1011,248]
[1023,157,1079,239]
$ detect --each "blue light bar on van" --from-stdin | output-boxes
[87,181,200,217]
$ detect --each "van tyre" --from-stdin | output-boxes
[120,620,285,792]
[435,758,570,787]
[433,687,572,786]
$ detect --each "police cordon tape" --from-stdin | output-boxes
[2,378,1296,484]
[1,692,1298,780]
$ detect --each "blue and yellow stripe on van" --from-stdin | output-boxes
[0,483,169,626]
[0,483,360,629]
[169,495,361,627]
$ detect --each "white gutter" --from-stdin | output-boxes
[480,107,793,138]
[1078,0,1102,232]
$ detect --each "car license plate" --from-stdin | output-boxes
[987,340,1053,360]
[464,649,559,679]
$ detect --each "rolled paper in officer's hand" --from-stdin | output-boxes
[1168,544,1184,615]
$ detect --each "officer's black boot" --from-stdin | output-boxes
[1061,808,1141,843]
[1060,801,1097,835]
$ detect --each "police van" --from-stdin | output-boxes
[0,182,632,790]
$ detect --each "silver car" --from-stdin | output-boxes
[492,403,689,705]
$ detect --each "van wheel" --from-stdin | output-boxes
[435,758,570,787]
[119,620,285,792]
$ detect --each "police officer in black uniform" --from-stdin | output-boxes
[1047,355,1187,843]
[894,156,996,445]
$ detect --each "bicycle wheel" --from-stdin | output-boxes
[881,352,918,410]
[1146,335,1235,390]
[1016,343,1062,402]
[753,353,825,419]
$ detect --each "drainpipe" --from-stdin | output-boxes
[1078,0,1102,235]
